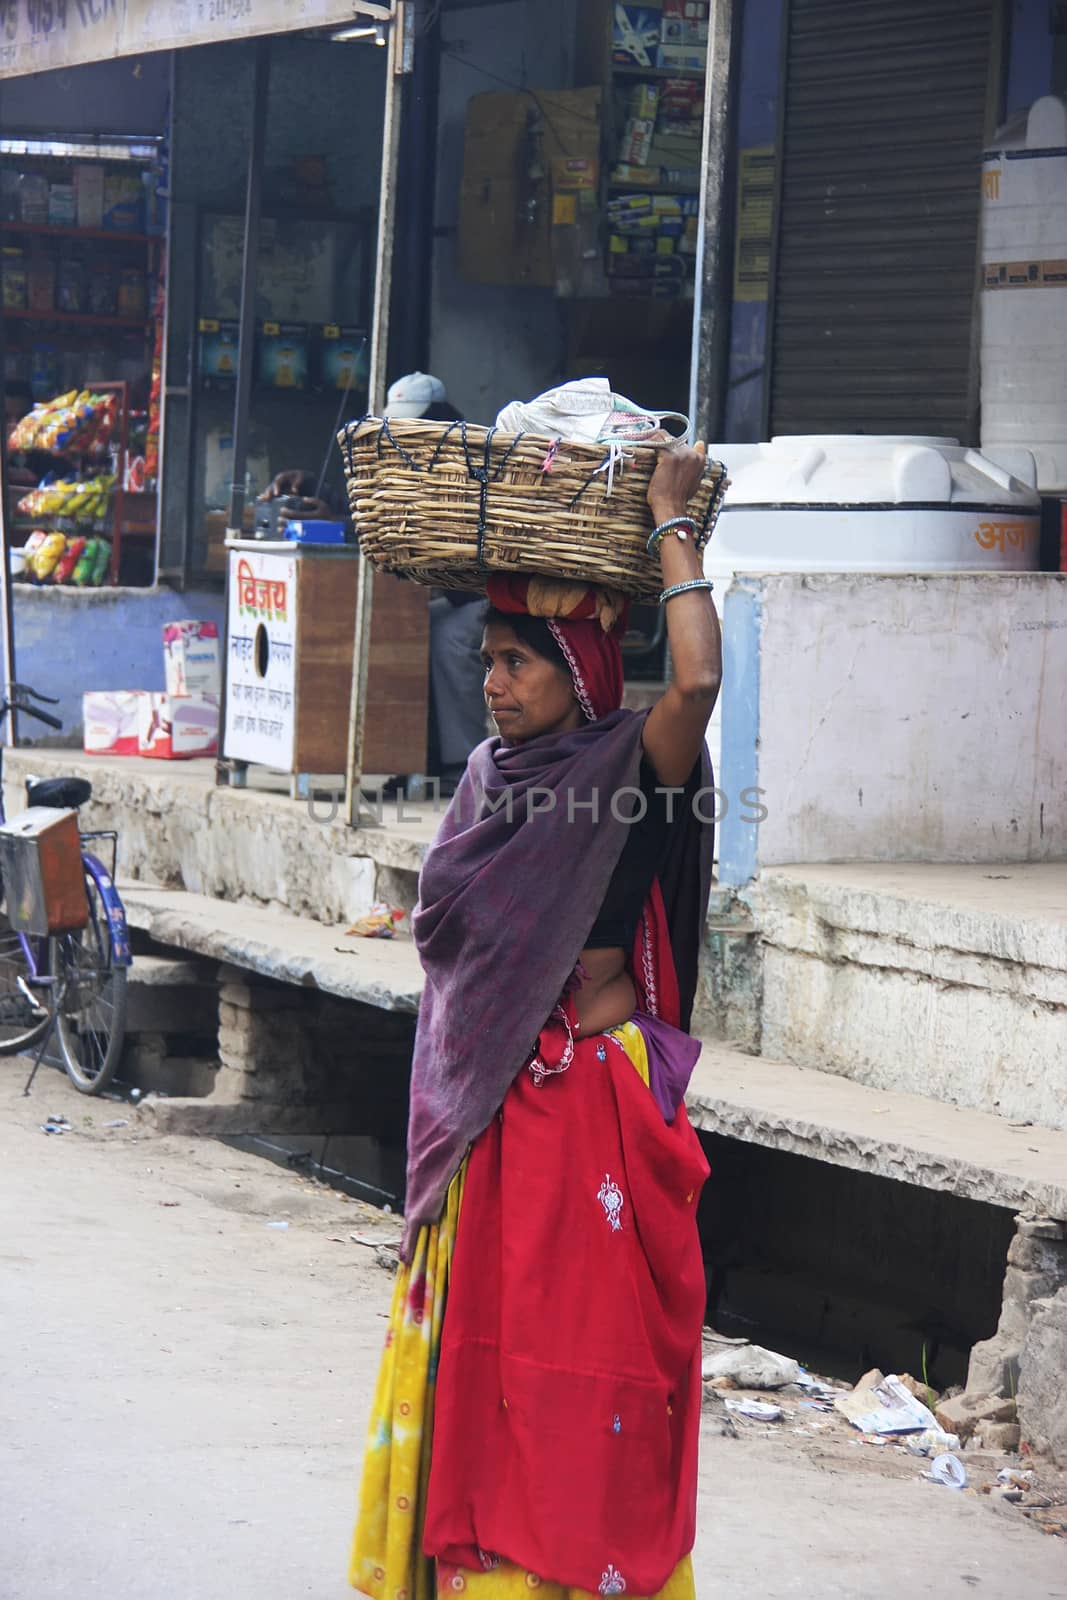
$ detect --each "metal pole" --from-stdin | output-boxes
[227,35,270,536]
[0,87,19,744]
[215,36,270,789]
[344,1,412,827]
[689,0,740,445]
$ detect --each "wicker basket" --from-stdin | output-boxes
[338,416,728,604]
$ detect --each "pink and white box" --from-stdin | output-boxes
[163,620,221,698]
[138,693,219,760]
[83,691,144,756]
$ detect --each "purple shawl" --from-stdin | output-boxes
[402,708,713,1253]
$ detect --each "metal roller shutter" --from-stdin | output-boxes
[768,0,996,440]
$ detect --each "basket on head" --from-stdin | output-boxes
[338,416,728,604]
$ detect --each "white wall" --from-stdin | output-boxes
[429,0,575,425]
[718,572,1067,876]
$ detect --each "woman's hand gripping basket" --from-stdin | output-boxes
[338,417,728,604]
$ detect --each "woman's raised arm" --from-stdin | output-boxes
[640,442,722,788]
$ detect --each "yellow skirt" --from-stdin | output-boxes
[349,1022,696,1600]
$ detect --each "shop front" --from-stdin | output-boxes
[0,0,402,747]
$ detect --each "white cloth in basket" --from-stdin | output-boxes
[495,378,688,446]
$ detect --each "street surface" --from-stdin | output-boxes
[2,1066,1065,1600]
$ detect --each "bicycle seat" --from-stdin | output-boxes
[26,776,93,810]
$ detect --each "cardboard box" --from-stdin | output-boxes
[138,694,219,760]
[83,691,144,756]
[163,620,221,698]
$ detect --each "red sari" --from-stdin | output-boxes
[422,890,710,1596]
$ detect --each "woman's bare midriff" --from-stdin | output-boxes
[574,946,636,1037]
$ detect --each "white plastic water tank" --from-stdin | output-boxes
[701,433,1041,777]
[981,95,1067,492]
[704,434,1040,576]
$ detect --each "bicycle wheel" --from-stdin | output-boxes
[50,871,127,1094]
[0,907,50,1055]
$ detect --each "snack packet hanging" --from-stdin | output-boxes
[53,536,86,584]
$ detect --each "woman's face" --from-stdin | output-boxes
[481,620,584,744]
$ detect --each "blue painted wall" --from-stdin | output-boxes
[717,578,762,888]
[10,586,225,744]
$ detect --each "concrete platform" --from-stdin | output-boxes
[120,881,423,1013]
[687,1040,1067,1219]
[746,862,1067,1133]
[5,749,437,925]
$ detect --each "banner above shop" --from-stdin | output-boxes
[0,0,392,79]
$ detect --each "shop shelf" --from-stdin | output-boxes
[1,221,155,243]
[612,64,706,80]
[3,309,148,329]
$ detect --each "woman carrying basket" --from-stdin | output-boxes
[351,440,720,1600]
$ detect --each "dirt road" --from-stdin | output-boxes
[1,1067,1064,1600]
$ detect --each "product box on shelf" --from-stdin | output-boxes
[103,173,144,232]
[315,324,368,392]
[661,0,710,45]
[258,322,308,389]
[199,319,240,383]
[75,164,105,229]
[138,693,219,760]
[613,5,661,66]
[48,184,76,227]
[657,40,707,71]
[83,691,144,756]
[163,620,221,698]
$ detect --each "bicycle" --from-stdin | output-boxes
[0,683,131,1095]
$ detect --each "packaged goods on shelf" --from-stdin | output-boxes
[117,268,147,319]
[2,248,27,310]
[103,173,144,232]
[613,4,662,66]
[661,0,710,45]
[48,183,76,227]
[74,164,105,229]
[657,41,707,71]
[17,474,115,523]
[617,83,660,166]
[611,163,664,188]
[56,260,86,314]
[9,390,118,456]
[18,174,49,224]
[89,264,116,316]
[27,258,56,313]
[257,321,309,389]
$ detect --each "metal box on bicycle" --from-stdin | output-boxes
[0,808,89,936]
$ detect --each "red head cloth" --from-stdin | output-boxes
[485,574,631,722]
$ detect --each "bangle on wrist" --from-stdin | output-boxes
[647,515,697,556]
[661,577,714,604]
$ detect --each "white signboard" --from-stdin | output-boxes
[0,0,390,80]
[224,546,296,771]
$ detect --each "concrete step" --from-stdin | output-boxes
[4,747,436,930]
[686,1038,1067,1219]
[126,953,218,1035]
[118,881,423,1014]
[742,862,1067,1132]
